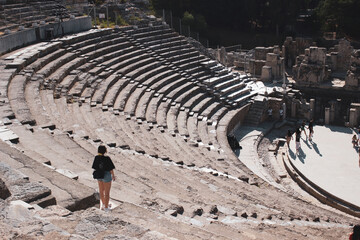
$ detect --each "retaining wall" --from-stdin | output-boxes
[0,16,92,55]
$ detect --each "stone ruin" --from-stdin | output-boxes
[212,36,360,127]
[345,49,360,89]
[293,46,330,86]
[329,39,354,72]
[217,36,360,127]
[247,46,285,82]
[282,36,313,68]
[293,39,356,87]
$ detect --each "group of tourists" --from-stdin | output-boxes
[286,119,314,154]
[268,107,284,121]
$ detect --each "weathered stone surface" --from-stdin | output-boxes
[238,175,249,183]
[0,178,11,200]
[346,49,360,88]
[293,47,330,86]
[10,200,34,210]
[0,162,28,185]
[217,205,237,216]
[9,182,51,203]
[168,204,184,215]
[55,168,79,180]
[36,205,72,218]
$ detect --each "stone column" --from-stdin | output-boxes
[330,102,336,123]
[291,101,297,118]
[325,108,330,125]
[349,108,357,127]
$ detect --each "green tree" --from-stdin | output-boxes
[182,11,194,26]
[316,0,360,38]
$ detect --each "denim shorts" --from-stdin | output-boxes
[98,171,112,183]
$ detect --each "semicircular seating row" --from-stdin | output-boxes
[1,21,257,183]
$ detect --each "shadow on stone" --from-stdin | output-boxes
[0,178,11,200]
[289,148,296,159]
[298,148,306,163]
[312,142,322,157]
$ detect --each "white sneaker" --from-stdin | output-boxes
[104,208,111,213]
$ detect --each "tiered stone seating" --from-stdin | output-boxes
[0,0,73,33]
[2,21,257,207]
[0,137,96,210]
[3,22,255,165]
[1,20,358,239]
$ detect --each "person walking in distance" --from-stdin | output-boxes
[295,128,301,154]
[268,107,273,120]
[308,119,314,141]
[301,120,307,138]
[286,130,293,148]
[92,145,115,212]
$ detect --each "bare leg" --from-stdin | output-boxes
[303,130,307,138]
[97,180,105,209]
[103,181,112,209]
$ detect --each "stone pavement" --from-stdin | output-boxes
[287,125,360,208]
[233,122,286,190]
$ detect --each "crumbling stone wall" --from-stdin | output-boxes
[345,49,360,89]
[268,97,284,119]
[329,39,353,72]
[249,47,285,81]
[293,47,331,86]
[249,47,273,76]
[282,37,312,68]
[261,52,284,81]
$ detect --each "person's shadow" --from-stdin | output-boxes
[303,138,312,149]
[298,148,306,163]
[311,142,322,157]
[289,148,296,159]
[355,146,359,153]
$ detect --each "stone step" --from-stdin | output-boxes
[0,143,96,211]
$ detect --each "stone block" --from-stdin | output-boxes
[9,182,51,203]
[10,200,35,210]
[0,126,19,143]
[261,66,272,82]
[55,169,79,180]
[349,108,357,127]
[217,205,237,216]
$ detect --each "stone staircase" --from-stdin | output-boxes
[243,96,267,126]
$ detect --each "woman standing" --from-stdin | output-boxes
[350,225,360,240]
[92,145,115,212]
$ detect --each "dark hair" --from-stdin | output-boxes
[98,145,107,154]
[353,225,360,240]
[287,130,292,136]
